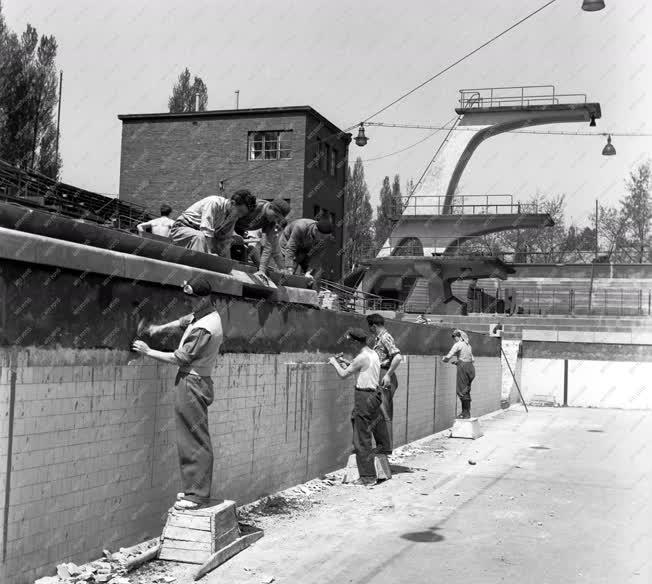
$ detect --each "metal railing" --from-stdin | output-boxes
[458,85,587,110]
[500,286,652,317]
[369,235,498,258]
[0,159,151,230]
[394,194,539,217]
[319,279,404,313]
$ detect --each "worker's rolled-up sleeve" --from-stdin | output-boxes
[174,328,212,365]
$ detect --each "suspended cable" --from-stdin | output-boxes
[366,121,652,137]
[361,116,459,163]
[359,0,559,124]
[403,116,462,207]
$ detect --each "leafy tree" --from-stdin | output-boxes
[168,68,208,113]
[341,157,374,273]
[0,3,62,178]
[374,174,402,251]
[622,160,652,262]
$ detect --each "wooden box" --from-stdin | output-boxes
[159,500,240,564]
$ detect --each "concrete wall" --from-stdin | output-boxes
[519,341,652,409]
[0,257,502,584]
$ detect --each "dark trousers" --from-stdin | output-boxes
[174,371,215,503]
[372,371,398,455]
[456,361,476,402]
[351,389,383,478]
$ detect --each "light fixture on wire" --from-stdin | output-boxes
[581,0,605,11]
[602,134,616,156]
[354,123,368,147]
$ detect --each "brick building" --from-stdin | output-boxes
[117,106,351,279]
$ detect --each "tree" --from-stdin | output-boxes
[621,160,652,262]
[168,68,208,113]
[341,157,374,273]
[0,4,62,178]
[374,174,402,251]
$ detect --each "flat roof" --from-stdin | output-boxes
[118,105,348,136]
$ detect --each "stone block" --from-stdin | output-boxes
[450,418,483,439]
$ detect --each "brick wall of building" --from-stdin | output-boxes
[118,113,308,222]
[303,116,348,279]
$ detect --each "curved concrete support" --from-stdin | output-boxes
[442,105,600,212]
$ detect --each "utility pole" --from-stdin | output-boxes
[235,90,240,110]
[595,199,599,258]
[55,70,63,164]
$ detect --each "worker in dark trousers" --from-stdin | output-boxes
[280,211,335,286]
[329,328,382,486]
[442,329,476,419]
[132,275,223,510]
[366,314,403,467]
[235,198,291,283]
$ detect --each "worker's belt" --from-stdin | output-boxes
[355,387,380,393]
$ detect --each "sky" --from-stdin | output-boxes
[4,0,652,226]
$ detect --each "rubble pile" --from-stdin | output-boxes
[34,538,161,584]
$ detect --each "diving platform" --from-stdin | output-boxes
[358,255,515,315]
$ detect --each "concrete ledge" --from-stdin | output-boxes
[558,330,596,343]
[522,329,557,342]
[269,286,320,308]
[0,226,243,296]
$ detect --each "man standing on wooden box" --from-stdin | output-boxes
[132,275,223,510]
[328,328,382,486]
[367,314,403,465]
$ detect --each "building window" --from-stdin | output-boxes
[330,149,337,176]
[248,131,292,160]
[323,144,330,172]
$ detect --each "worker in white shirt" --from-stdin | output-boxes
[136,204,175,238]
[442,329,476,419]
[329,327,382,486]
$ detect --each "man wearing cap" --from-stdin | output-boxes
[280,211,335,285]
[328,328,382,486]
[132,275,223,510]
[170,190,257,257]
[235,197,292,282]
[366,313,403,463]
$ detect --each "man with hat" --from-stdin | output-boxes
[280,211,335,285]
[132,275,223,510]
[328,327,382,486]
[366,313,403,467]
[235,198,292,282]
[170,190,257,257]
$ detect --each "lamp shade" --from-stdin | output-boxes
[582,0,605,11]
[602,135,616,156]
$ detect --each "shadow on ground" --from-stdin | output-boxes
[400,526,445,543]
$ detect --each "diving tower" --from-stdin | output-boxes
[362,85,603,313]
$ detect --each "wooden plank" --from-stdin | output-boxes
[168,513,211,531]
[214,526,240,551]
[125,543,161,571]
[161,539,212,552]
[182,500,235,517]
[159,547,210,564]
[211,508,239,538]
[193,527,264,581]
[162,526,212,544]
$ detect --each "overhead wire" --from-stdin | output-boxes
[358,0,559,124]
[220,0,560,187]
